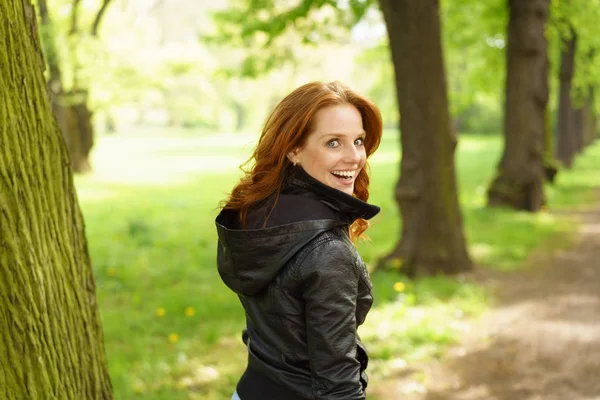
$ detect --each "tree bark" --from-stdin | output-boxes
[556,31,577,167]
[53,91,95,173]
[0,1,113,398]
[487,0,549,211]
[543,106,558,183]
[583,87,597,146]
[573,106,584,154]
[377,0,472,277]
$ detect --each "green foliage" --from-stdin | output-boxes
[76,129,600,398]
[549,0,600,107]
[442,0,507,127]
[356,0,510,133]
[39,21,60,76]
[209,0,376,77]
[354,42,398,128]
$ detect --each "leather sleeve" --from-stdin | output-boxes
[299,237,366,400]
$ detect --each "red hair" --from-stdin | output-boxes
[222,81,382,241]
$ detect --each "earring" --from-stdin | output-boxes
[293,161,297,166]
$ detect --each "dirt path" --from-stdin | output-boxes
[370,202,600,400]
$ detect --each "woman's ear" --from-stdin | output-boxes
[287,150,299,166]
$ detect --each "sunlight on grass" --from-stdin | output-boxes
[85,135,254,187]
[77,130,600,399]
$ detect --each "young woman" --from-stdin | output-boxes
[216,81,382,399]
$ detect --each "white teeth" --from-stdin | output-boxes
[331,170,355,178]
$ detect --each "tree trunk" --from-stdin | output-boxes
[0,1,113,398]
[543,106,558,183]
[377,0,472,277]
[53,91,95,173]
[38,0,95,174]
[232,100,246,132]
[487,0,549,211]
[556,31,577,167]
[573,106,584,154]
[583,88,597,146]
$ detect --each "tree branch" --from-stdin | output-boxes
[37,0,50,24]
[91,0,113,37]
[69,0,82,35]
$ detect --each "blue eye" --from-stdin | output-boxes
[355,138,365,146]
[327,140,339,148]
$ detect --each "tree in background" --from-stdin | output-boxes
[36,0,113,173]
[211,0,472,276]
[377,0,472,276]
[551,0,600,169]
[0,1,113,397]
[487,0,550,211]
[557,27,578,168]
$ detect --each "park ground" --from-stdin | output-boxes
[75,130,600,399]
[370,194,600,400]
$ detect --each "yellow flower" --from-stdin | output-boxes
[133,379,146,394]
[185,307,196,317]
[156,307,166,317]
[393,282,406,292]
[107,268,115,277]
[391,258,403,269]
[168,333,179,343]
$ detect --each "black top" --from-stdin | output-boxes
[215,166,379,399]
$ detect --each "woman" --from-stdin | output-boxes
[215,81,382,399]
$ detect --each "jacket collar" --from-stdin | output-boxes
[282,166,380,223]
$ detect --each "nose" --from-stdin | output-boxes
[343,143,362,165]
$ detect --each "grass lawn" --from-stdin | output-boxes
[75,130,600,399]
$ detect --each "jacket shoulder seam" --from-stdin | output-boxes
[291,230,355,280]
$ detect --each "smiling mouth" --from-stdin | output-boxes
[331,170,356,184]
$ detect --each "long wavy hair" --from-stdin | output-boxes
[222,81,382,241]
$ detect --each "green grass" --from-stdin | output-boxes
[75,131,600,399]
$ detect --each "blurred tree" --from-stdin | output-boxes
[487,0,550,211]
[0,1,113,398]
[36,0,113,173]
[212,0,472,276]
[583,85,598,147]
[557,28,577,168]
[551,0,600,167]
[377,0,472,276]
[442,0,560,183]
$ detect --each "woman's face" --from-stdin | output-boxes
[289,104,366,196]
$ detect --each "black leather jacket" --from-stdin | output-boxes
[216,167,380,399]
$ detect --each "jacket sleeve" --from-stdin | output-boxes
[299,238,365,400]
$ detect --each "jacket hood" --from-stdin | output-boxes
[215,166,380,296]
[216,211,345,296]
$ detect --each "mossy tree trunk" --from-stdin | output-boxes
[487,0,549,211]
[556,30,577,168]
[377,0,472,277]
[0,1,113,398]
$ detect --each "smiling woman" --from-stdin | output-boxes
[215,81,382,399]
[287,104,367,196]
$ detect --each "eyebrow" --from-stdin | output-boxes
[320,131,366,138]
